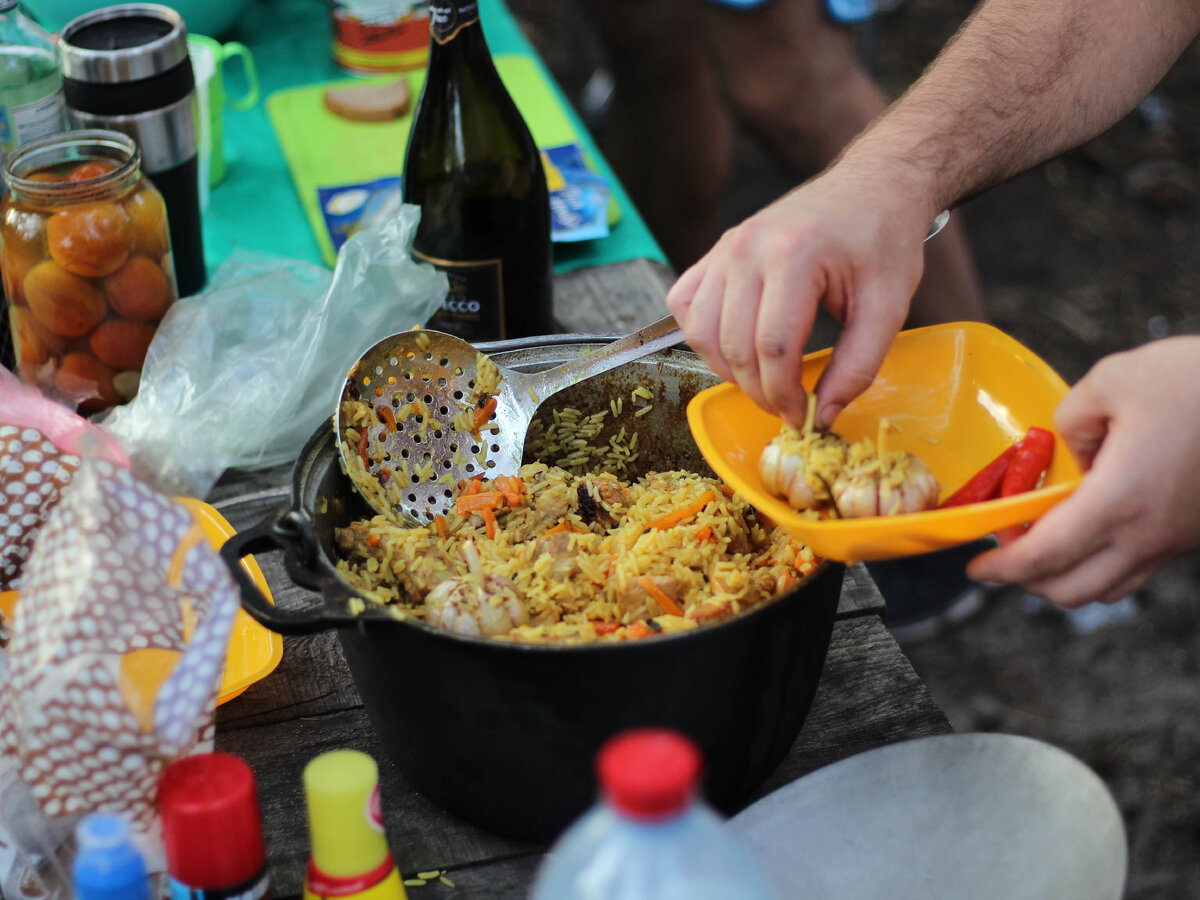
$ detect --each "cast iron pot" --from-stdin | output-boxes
[222,336,844,842]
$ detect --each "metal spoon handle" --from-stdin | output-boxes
[527,314,683,398]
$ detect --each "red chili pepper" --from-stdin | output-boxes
[1000,427,1056,497]
[940,444,1018,508]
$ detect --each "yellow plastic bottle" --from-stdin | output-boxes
[302,749,408,900]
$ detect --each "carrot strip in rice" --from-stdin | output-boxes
[434,514,449,539]
[640,576,684,616]
[474,397,498,432]
[645,490,717,530]
[378,405,397,432]
[481,505,498,539]
[593,622,620,635]
[544,519,587,536]
[456,491,504,513]
[495,475,525,505]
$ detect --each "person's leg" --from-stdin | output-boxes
[579,0,736,271]
[701,0,986,324]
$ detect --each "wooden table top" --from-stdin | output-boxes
[210,258,954,898]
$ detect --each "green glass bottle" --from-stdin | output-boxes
[402,0,553,341]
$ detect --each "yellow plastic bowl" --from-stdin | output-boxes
[0,498,281,705]
[687,322,1082,562]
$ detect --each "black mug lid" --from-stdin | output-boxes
[60,3,188,84]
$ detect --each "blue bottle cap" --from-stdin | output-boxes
[825,0,876,23]
[73,813,151,900]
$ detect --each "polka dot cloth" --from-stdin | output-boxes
[0,425,81,592]
[0,460,238,826]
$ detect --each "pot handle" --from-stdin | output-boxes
[220,512,364,635]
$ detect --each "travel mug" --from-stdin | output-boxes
[58,3,207,297]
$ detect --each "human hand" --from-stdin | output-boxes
[665,166,936,427]
[967,337,1200,607]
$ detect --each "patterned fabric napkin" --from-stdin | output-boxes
[0,370,129,593]
[0,374,239,898]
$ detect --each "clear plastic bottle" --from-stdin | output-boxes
[530,729,778,900]
[72,812,152,900]
[0,0,66,162]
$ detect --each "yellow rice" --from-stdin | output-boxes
[334,463,818,644]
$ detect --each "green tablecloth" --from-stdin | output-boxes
[204,0,665,277]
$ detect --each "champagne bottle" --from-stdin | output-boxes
[402,0,553,341]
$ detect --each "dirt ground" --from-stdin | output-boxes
[508,1,1200,896]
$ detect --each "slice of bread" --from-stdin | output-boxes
[323,76,413,122]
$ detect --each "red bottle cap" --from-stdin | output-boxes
[596,728,703,820]
[158,752,267,890]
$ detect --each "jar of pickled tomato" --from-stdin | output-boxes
[1,129,177,414]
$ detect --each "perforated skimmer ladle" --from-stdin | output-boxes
[337,314,684,525]
[337,211,953,525]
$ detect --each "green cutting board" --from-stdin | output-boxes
[267,54,619,267]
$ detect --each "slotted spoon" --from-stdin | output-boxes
[336,314,683,524]
[337,210,954,525]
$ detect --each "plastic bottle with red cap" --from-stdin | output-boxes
[530,728,778,900]
[158,751,272,900]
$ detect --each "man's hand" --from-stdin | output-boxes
[968,337,1200,606]
[666,168,932,428]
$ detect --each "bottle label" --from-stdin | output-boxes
[0,89,64,155]
[168,870,271,900]
[413,249,505,340]
[427,1,479,44]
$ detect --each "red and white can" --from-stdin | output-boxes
[331,1,431,73]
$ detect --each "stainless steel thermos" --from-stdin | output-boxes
[58,3,206,297]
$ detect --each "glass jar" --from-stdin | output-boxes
[1,129,177,413]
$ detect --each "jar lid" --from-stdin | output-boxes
[596,728,703,820]
[59,3,188,84]
[158,752,268,890]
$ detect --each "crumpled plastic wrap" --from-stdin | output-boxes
[99,205,447,497]
[0,383,240,898]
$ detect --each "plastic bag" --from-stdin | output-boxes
[99,205,447,497]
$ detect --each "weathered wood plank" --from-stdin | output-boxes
[552,258,674,334]
[839,562,886,618]
[216,615,950,898]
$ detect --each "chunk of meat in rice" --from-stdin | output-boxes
[504,470,574,541]
[532,529,582,580]
[707,559,775,608]
[574,474,633,529]
[335,521,455,596]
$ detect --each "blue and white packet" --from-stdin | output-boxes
[318,176,404,255]
[542,143,611,243]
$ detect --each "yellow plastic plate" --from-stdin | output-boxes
[0,498,282,705]
[687,322,1083,562]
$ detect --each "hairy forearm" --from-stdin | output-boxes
[841,0,1200,212]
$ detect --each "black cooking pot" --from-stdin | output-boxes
[221,337,844,841]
